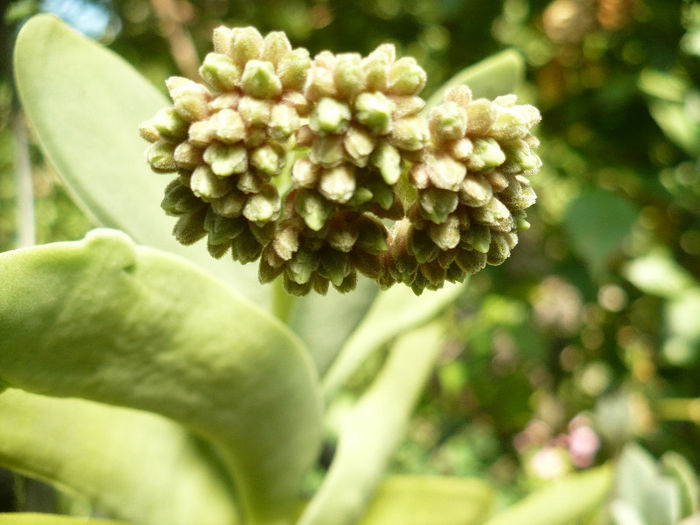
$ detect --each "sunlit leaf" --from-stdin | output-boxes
[299,322,445,525]
[13,15,266,305]
[623,249,696,298]
[0,390,239,525]
[358,475,493,525]
[484,465,613,525]
[662,452,700,518]
[0,514,128,525]
[0,230,321,524]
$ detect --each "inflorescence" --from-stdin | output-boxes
[141,26,541,296]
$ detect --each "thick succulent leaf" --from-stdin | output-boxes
[13,15,265,306]
[299,322,444,525]
[358,475,493,525]
[484,465,613,525]
[0,390,238,525]
[662,451,700,517]
[0,514,128,525]
[0,230,322,524]
[425,49,524,112]
[322,283,462,400]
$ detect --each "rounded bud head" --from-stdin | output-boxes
[188,119,215,147]
[295,190,334,231]
[147,140,177,172]
[430,101,467,143]
[371,141,402,185]
[237,96,272,127]
[262,31,292,66]
[487,231,513,265]
[389,116,430,151]
[419,187,459,224]
[237,171,264,194]
[241,60,283,98]
[269,103,301,140]
[211,108,247,143]
[461,224,491,254]
[328,220,359,253]
[467,138,506,171]
[139,121,160,142]
[455,249,487,274]
[174,141,203,169]
[292,158,320,188]
[310,135,345,168]
[287,249,320,285]
[243,185,280,223]
[450,138,474,160]
[459,173,493,207]
[251,144,285,175]
[230,26,264,66]
[354,92,395,135]
[166,76,211,120]
[343,126,376,166]
[493,94,518,108]
[444,85,472,108]
[388,57,427,96]
[272,225,300,261]
[390,95,426,118]
[318,165,356,203]
[356,215,389,253]
[199,53,241,92]
[506,140,542,172]
[211,191,247,217]
[472,197,513,231]
[362,43,396,91]
[466,99,495,135]
[310,97,352,135]
[428,215,461,251]
[278,48,311,91]
[203,143,248,176]
[191,165,235,200]
[152,107,188,141]
[334,53,365,99]
[209,92,241,112]
[427,154,467,191]
[212,26,233,55]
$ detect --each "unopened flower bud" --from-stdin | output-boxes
[152,108,188,141]
[173,208,207,245]
[320,250,351,287]
[174,141,204,169]
[334,53,364,99]
[230,27,264,66]
[236,171,263,194]
[487,232,516,265]
[237,96,271,127]
[429,215,460,251]
[161,179,202,215]
[459,173,493,207]
[461,224,491,254]
[389,116,429,151]
[205,209,246,245]
[212,26,233,55]
[371,142,402,185]
[269,103,300,140]
[455,249,487,274]
[430,101,467,143]
[241,60,283,98]
[139,121,160,142]
[319,165,356,203]
[310,97,352,135]
[210,109,247,143]
[362,43,395,91]
[243,185,280,223]
[203,143,247,176]
[445,85,471,107]
[199,53,241,92]
[409,227,439,263]
[251,144,285,175]
[344,126,376,166]
[295,190,334,231]
[262,31,292,66]
[292,158,319,188]
[211,191,247,217]
[278,48,311,91]
[191,165,234,199]
[419,188,459,224]
[166,77,211,121]
[466,99,495,135]
[147,140,177,172]
[388,57,427,96]
[231,227,263,263]
[354,92,394,135]
[311,135,345,167]
[467,138,506,171]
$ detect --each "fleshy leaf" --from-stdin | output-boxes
[322,283,462,400]
[299,322,444,525]
[0,390,239,525]
[425,50,524,112]
[358,475,494,525]
[0,230,322,524]
[484,465,613,525]
[0,514,128,525]
[13,15,266,306]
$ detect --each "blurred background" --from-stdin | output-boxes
[0,0,698,518]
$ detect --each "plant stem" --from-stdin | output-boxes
[13,110,35,248]
[271,275,295,324]
[655,398,700,424]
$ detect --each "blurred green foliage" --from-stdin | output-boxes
[1,0,698,520]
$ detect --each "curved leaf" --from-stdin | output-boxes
[0,514,128,525]
[484,465,613,525]
[13,15,265,306]
[299,322,444,525]
[0,229,322,524]
[0,390,238,525]
[322,283,462,400]
[425,49,525,112]
[358,475,493,525]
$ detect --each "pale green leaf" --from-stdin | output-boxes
[322,283,462,400]
[0,229,322,524]
[663,451,700,517]
[0,514,128,525]
[299,322,445,525]
[358,475,493,525]
[623,249,696,298]
[425,50,524,112]
[0,389,238,525]
[485,465,613,525]
[13,15,266,305]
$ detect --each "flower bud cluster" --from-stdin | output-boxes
[392,86,542,294]
[142,26,541,296]
[140,26,311,261]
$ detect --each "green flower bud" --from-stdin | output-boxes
[243,185,280,223]
[173,208,207,245]
[210,109,247,144]
[466,99,495,135]
[429,101,467,143]
[203,143,247,176]
[152,107,188,141]
[328,222,359,253]
[320,249,351,287]
[446,263,467,283]
[409,227,439,263]
[344,126,376,166]
[459,173,493,207]
[420,260,446,288]
[139,120,160,142]
[204,208,246,245]
[295,190,334,231]
[292,158,320,188]
[166,77,211,121]
[388,57,427,96]
[250,144,285,175]
[269,103,300,140]
[334,53,365,99]
[284,274,313,296]
[455,249,487,274]
[236,171,263,194]
[212,26,233,54]
[191,165,234,200]
[336,270,357,293]
[485,170,509,192]
[437,249,456,269]
[199,53,241,92]
[364,178,394,210]
[362,43,395,91]
[230,26,264,66]
[472,197,513,231]
[389,116,429,151]
[371,141,402,185]
[391,95,426,118]
[499,178,537,210]
[450,138,473,160]
[231,226,263,263]
[209,92,241,112]
[351,251,382,279]
[444,85,472,108]
[347,187,374,207]
[310,97,352,135]
[426,154,467,191]
[272,225,300,261]
[174,141,204,169]
[241,60,283,98]
[262,31,292,66]
[287,249,320,284]
[467,137,506,171]
[211,190,247,217]
[188,119,215,147]
[237,96,271,127]
[277,48,311,91]
[487,232,516,265]
[506,140,542,172]
[355,215,389,253]
[428,215,460,251]
[419,187,458,224]
[161,179,202,215]
[259,254,285,283]
[319,164,356,203]
[311,135,345,167]
[460,224,491,254]
[513,210,531,231]
[354,92,394,135]
[147,140,177,172]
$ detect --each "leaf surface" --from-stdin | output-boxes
[0,230,322,524]
[0,390,238,525]
[0,514,128,525]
